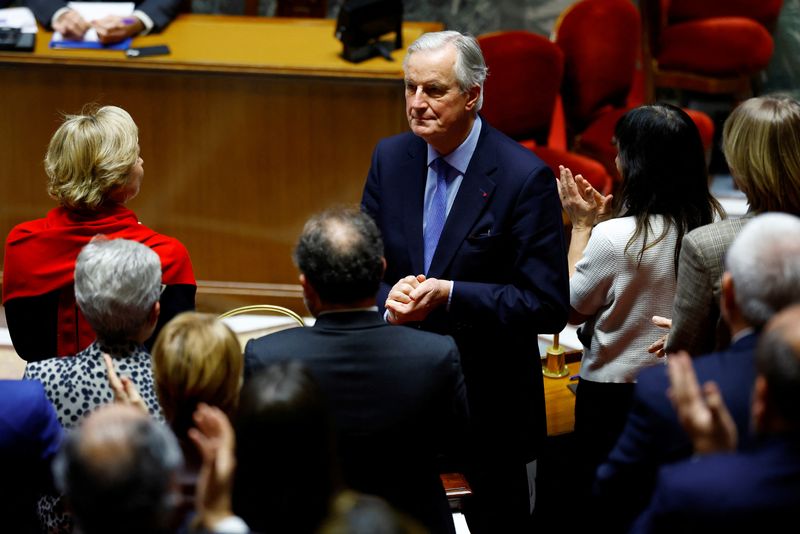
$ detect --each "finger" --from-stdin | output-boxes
[103,353,125,396]
[120,376,142,402]
[646,337,664,353]
[652,316,673,329]
[415,274,427,283]
[387,290,412,304]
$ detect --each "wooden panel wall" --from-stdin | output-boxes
[0,63,408,313]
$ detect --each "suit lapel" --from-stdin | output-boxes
[401,137,428,275]
[428,125,497,278]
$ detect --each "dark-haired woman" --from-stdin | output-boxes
[558,103,724,496]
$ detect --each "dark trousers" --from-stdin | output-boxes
[573,378,635,522]
[464,457,535,534]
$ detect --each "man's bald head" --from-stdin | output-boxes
[54,404,183,534]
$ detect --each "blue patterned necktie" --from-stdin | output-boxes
[423,158,453,275]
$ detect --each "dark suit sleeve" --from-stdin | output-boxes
[361,145,393,308]
[450,164,569,333]
[135,0,181,32]
[25,0,64,28]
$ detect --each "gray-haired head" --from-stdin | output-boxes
[53,404,183,534]
[74,237,162,343]
[404,30,488,111]
[726,213,800,328]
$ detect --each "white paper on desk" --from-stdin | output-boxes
[52,2,134,42]
[0,7,38,34]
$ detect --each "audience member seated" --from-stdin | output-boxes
[595,212,800,531]
[659,95,800,357]
[24,237,165,534]
[0,380,62,534]
[53,402,247,534]
[2,104,196,362]
[26,0,181,44]
[558,103,723,504]
[244,207,469,534]
[151,311,243,515]
[234,360,341,534]
[631,302,800,532]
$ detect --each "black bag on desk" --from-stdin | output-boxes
[0,27,35,52]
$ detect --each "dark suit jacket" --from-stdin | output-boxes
[26,0,180,32]
[594,333,758,531]
[631,435,800,533]
[0,380,63,534]
[244,310,469,534]
[361,121,569,463]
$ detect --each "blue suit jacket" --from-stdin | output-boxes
[0,380,62,534]
[26,0,180,32]
[631,435,800,533]
[594,332,758,530]
[361,121,569,462]
[245,310,468,534]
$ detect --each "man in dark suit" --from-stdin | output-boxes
[0,379,62,534]
[631,302,800,532]
[26,0,180,44]
[595,212,800,531]
[245,207,469,534]
[360,30,569,533]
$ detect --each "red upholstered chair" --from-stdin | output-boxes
[478,30,613,195]
[554,0,715,183]
[640,0,781,102]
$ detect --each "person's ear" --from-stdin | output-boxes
[299,274,317,301]
[464,85,481,111]
[721,272,737,318]
[150,301,161,326]
[380,257,387,278]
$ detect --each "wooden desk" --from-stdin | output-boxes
[0,15,440,313]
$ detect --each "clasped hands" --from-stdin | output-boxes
[556,165,613,231]
[54,10,144,43]
[386,274,450,324]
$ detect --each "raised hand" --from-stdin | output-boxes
[667,351,737,454]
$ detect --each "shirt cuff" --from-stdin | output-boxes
[51,7,72,29]
[446,280,454,311]
[133,10,154,34]
[209,515,249,533]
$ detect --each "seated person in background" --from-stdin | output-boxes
[151,312,243,511]
[245,207,468,534]
[3,104,195,362]
[595,212,800,531]
[632,303,800,532]
[26,0,181,44]
[658,95,800,357]
[0,380,62,534]
[24,237,165,534]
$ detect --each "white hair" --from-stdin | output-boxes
[75,237,162,343]
[726,212,800,327]
[404,30,488,111]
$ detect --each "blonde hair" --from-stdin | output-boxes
[45,105,139,212]
[152,312,243,439]
[723,95,800,213]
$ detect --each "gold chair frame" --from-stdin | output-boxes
[218,304,306,327]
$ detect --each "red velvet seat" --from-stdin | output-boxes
[478,30,613,195]
[658,18,773,76]
[641,0,782,101]
[554,0,715,183]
